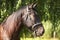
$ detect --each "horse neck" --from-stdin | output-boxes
[1,10,22,36]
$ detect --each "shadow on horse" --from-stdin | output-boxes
[0,3,45,40]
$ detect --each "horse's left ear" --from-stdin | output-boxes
[33,3,37,8]
[28,3,37,8]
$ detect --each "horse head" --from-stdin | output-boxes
[22,3,45,37]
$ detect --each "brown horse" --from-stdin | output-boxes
[0,3,44,40]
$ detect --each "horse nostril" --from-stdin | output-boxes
[40,30,45,36]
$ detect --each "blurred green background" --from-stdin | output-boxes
[0,0,60,40]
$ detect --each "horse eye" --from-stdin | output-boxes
[28,11,31,15]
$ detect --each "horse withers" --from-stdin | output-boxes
[0,3,44,40]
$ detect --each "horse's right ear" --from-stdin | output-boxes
[28,3,37,8]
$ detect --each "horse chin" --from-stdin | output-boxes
[32,33,43,37]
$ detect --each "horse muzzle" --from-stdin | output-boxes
[31,23,45,37]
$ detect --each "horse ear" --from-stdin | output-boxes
[33,3,37,8]
[28,3,37,8]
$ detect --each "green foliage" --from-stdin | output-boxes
[0,0,60,40]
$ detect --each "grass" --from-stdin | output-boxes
[20,38,59,40]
